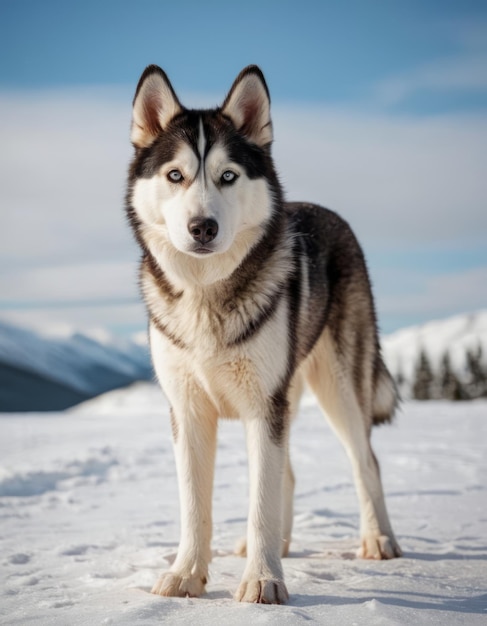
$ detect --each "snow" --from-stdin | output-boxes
[1,383,486,624]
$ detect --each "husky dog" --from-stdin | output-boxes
[126,64,401,604]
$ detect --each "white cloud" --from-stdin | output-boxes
[0,258,144,334]
[0,260,139,301]
[377,266,487,318]
[272,106,487,246]
[0,303,146,335]
[0,87,486,333]
[0,87,135,266]
[372,21,487,107]
[374,55,487,106]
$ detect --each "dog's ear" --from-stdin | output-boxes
[221,66,272,147]
[131,65,182,148]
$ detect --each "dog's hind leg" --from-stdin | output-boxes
[304,330,401,560]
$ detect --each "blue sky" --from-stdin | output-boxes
[1,0,485,109]
[1,0,486,335]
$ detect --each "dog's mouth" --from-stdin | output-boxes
[192,246,214,255]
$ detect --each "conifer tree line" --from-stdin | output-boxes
[399,344,487,400]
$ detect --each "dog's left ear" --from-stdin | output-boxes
[221,66,272,147]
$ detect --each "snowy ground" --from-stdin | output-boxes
[1,383,486,625]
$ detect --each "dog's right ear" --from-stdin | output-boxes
[131,65,182,148]
[221,65,272,147]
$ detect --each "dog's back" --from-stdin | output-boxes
[285,202,397,426]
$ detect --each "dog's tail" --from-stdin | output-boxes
[372,359,399,425]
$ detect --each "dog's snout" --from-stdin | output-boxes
[188,218,219,244]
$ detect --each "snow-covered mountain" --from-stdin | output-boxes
[1,310,486,411]
[0,321,153,412]
[382,310,487,399]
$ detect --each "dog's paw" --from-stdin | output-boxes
[235,577,289,604]
[358,533,402,560]
[151,572,207,598]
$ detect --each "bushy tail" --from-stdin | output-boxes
[372,360,399,425]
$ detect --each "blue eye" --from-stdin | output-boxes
[221,170,237,184]
[168,169,183,182]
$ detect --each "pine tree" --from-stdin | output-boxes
[466,344,486,399]
[412,348,434,400]
[439,351,464,401]
[394,359,406,396]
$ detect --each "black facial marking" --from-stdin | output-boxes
[128,102,277,187]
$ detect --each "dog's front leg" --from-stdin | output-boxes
[151,401,217,598]
[235,415,289,604]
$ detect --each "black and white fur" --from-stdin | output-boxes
[126,64,402,604]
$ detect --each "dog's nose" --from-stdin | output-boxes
[188,218,219,244]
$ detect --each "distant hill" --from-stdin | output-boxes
[0,321,153,412]
[382,311,487,400]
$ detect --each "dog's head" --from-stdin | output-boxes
[128,65,279,285]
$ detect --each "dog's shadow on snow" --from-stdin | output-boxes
[408,550,487,561]
[290,547,487,615]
